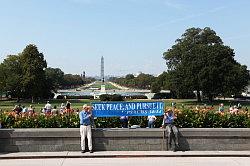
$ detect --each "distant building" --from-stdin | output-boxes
[134,71,142,77]
[81,71,86,79]
[82,71,85,79]
[242,85,250,97]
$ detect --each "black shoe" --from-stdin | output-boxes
[89,150,93,153]
[168,144,172,150]
[81,150,85,153]
[172,147,178,152]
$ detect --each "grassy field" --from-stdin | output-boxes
[1,98,250,112]
[0,99,92,112]
[165,98,250,108]
[88,81,119,90]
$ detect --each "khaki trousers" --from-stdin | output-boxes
[166,124,179,146]
[80,125,92,151]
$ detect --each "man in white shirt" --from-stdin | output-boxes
[147,115,157,128]
[79,104,93,153]
[44,101,52,113]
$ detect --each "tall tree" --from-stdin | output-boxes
[61,74,84,88]
[0,64,4,98]
[0,55,23,99]
[112,73,156,90]
[0,44,93,100]
[135,73,155,89]
[45,67,64,91]
[163,27,250,101]
[125,74,135,80]
[20,44,47,99]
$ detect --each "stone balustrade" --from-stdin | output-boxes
[1,128,250,152]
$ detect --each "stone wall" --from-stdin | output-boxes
[0,128,250,152]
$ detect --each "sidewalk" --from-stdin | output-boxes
[1,151,250,159]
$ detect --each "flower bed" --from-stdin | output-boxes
[0,108,250,128]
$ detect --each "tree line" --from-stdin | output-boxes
[0,44,95,100]
[111,27,250,101]
[109,73,156,90]
[0,27,249,102]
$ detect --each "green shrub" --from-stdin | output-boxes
[129,95,148,99]
[99,94,123,101]
[56,95,93,99]
[0,108,250,128]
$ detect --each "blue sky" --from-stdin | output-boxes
[0,0,249,77]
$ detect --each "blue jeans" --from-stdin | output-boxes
[148,121,155,128]
[120,119,128,128]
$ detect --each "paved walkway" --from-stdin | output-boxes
[1,157,250,166]
[1,151,250,159]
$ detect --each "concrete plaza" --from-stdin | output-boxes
[0,157,250,166]
[0,151,250,166]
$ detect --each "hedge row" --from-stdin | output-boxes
[0,108,250,128]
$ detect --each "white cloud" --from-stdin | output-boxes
[149,5,226,30]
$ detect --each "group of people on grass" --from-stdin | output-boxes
[218,102,248,114]
[43,100,76,114]
[12,104,35,115]
[11,101,80,116]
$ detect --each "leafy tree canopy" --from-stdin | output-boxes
[0,44,92,100]
[111,73,155,90]
[45,67,64,91]
[163,27,250,101]
[20,44,47,99]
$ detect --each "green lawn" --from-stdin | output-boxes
[161,99,250,111]
[0,99,92,112]
[89,81,120,90]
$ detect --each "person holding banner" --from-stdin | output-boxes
[88,105,95,128]
[120,116,129,128]
[163,108,179,151]
[79,104,93,153]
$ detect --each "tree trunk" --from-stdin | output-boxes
[197,90,201,102]
[208,95,213,102]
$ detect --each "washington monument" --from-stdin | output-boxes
[101,56,104,83]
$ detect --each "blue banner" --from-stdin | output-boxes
[92,101,164,117]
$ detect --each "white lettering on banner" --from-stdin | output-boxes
[126,110,133,115]
[95,104,101,110]
[131,103,136,109]
[112,104,118,110]
[93,102,163,111]
[136,103,142,109]
[101,104,105,110]
[106,104,112,110]
[92,102,164,117]
[152,103,155,109]
[118,104,123,110]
